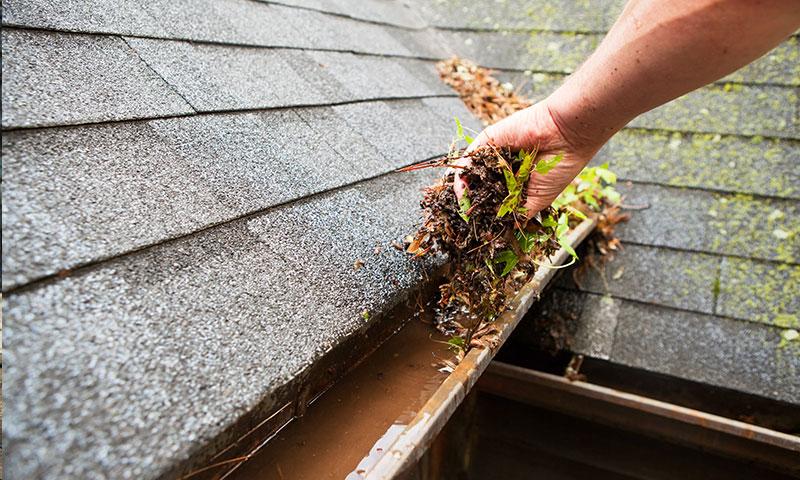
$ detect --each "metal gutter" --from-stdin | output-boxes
[477,361,800,476]
[364,217,598,479]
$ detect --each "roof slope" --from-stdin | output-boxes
[418,0,799,402]
[1,2,479,478]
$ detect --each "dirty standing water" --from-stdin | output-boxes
[229,313,455,480]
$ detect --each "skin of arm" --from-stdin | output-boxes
[456,0,800,214]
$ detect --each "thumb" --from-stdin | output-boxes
[454,123,502,199]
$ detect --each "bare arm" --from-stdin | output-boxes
[461,0,800,213]
[551,0,800,149]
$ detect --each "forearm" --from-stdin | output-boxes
[547,0,800,150]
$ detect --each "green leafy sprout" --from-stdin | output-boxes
[458,186,472,222]
[553,162,621,211]
[493,249,520,276]
[454,117,475,145]
[450,119,621,275]
[447,335,466,352]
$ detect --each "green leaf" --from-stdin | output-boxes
[583,193,600,209]
[515,231,534,254]
[497,194,518,218]
[497,165,522,218]
[534,153,564,175]
[597,167,617,184]
[558,238,578,260]
[516,149,535,184]
[448,336,466,350]
[503,167,518,193]
[542,215,558,228]
[458,188,472,222]
[454,116,474,145]
[553,184,578,210]
[556,213,570,237]
[566,206,587,220]
[602,187,621,204]
[516,230,552,253]
[493,250,519,276]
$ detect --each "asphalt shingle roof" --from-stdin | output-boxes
[2,0,797,478]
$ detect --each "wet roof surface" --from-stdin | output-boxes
[2,0,798,478]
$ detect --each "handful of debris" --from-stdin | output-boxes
[403,57,625,353]
[402,129,595,350]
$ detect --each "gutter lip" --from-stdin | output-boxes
[483,360,800,453]
[364,216,598,479]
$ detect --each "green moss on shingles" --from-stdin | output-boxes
[631,84,796,138]
[523,32,598,73]
[727,36,800,86]
[602,130,799,199]
[707,194,799,263]
[718,258,800,326]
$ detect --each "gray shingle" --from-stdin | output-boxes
[306,51,434,100]
[1,29,193,128]
[275,4,413,56]
[142,0,300,48]
[559,243,719,314]
[631,84,799,139]
[2,102,460,289]
[124,39,444,112]
[395,58,456,96]
[438,30,599,73]
[2,0,166,36]
[1,0,432,57]
[122,38,327,111]
[263,0,427,29]
[2,169,441,480]
[386,26,452,59]
[615,183,800,263]
[609,295,799,403]
[420,96,483,132]
[2,121,224,289]
[717,257,799,327]
[332,99,452,163]
[416,0,624,32]
[1,0,297,47]
[572,292,620,360]
[597,130,800,200]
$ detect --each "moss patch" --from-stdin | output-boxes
[717,258,799,326]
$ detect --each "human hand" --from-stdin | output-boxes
[454,99,603,216]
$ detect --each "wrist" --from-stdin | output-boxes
[544,68,630,155]
[544,91,616,157]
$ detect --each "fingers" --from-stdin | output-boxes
[455,123,497,199]
[522,155,588,215]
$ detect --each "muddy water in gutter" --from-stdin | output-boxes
[229,315,454,480]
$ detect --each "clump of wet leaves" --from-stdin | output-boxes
[403,123,598,351]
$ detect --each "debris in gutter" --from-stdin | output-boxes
[398,57,626,356]
[436,56,531,126]
[438,56,630,295]
[400,126,619,355]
